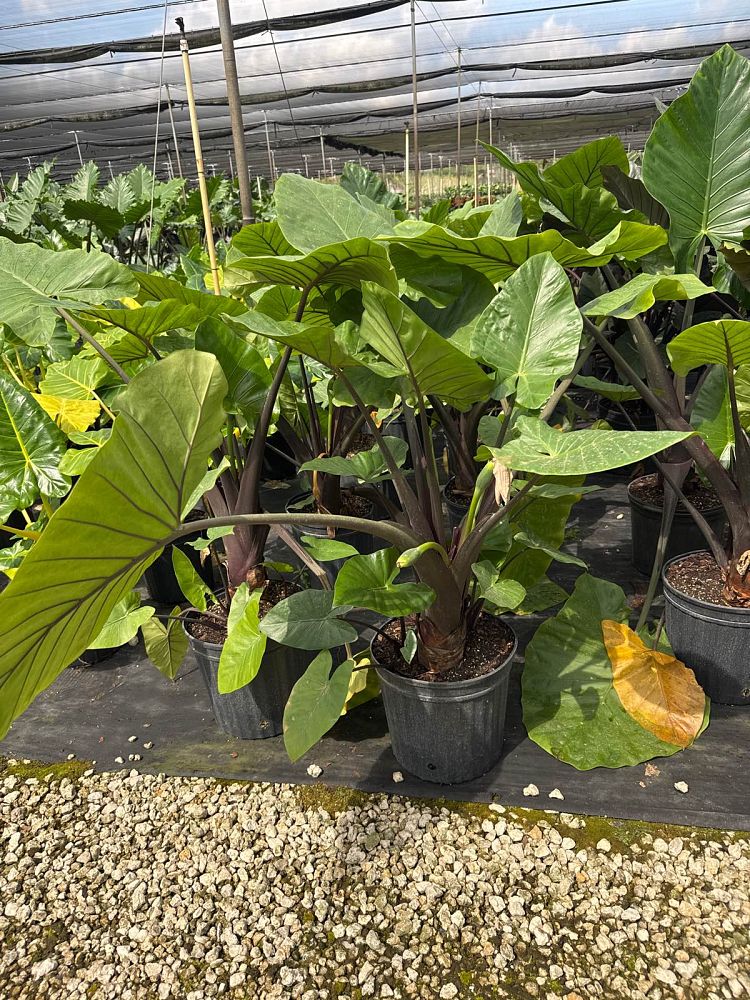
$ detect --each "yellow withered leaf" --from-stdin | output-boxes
[35,394,100,434]
[602,620,705,748]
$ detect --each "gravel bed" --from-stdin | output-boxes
[1,763,748,1000]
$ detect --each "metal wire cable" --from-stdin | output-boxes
[259,0,303,154]
[0,1,208,32]
[146,0,170,271]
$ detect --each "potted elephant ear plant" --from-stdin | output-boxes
[234,258,691,782]
[563,44,750,705]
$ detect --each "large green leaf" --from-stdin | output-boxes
[484,142,635,241]
[230,220,296,257]
[601,166,670,228]
[642,46,750,269]
[142,606,188,680]
[299,437,409,484]
[195,316,272,426]
[62,200,125,239]
[227,237,398,294]
[89,591,155,649]
[470,253,582,408]
[172,548,212,612]
[668,319,750,373]
[0,237,137,346]
[0,371,69,519]
[259,589,357,650]
[231,309,360,370]
[283,650,355,762]
[85,300,204,340]
[218,585,267,694]
[4,165,51,236]
[134,272,246,317]
[691,366,736,458]
[479,193,523,237]
[522,574,682,769]
[582,273,713,319]
[274,173,395,253]
[333,548,435,617]
[0,350,227,740]
[544,137,630,189]
[483,416,692,476]
[359,282,493,409]
[385,220,666,284]
[38,356,108,400]
[65,162,100,203]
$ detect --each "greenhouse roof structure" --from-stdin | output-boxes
[0,0,747,181]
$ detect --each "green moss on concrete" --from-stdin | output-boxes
[0,756,90,782]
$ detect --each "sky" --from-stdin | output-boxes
[0,0,747,176]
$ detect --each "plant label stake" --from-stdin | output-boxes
[176,18,221,296]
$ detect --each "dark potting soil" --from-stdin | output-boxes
[373,613,515,683]
[187,580,301,644]
[629,473,720,513]
[298,490,371,519]
[444,480,472,511]
[666,552,729,606]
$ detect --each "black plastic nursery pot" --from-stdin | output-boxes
[286,493,376,582]
[628,476,726,576]
[143,515,216,606]
[663,552,750,707]
[444,477,471,535]
[371,622,517,784]
[184,615,308,739]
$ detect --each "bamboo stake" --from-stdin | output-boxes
[176,18,221,295]
[488,96,493,203]
[263,110,274,184]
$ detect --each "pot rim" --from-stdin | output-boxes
[662,550,750,617]
[284,491,375,521]
[183,606,287,653]
[627,477,724,517]
[371,618,518,691]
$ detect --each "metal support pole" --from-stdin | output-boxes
[319,130,326,174]
[166,150,175,179]
[404,125,410,213]
[216,0,253,223]
[176,19,221,296]
[263,111,274,186]
[70,131,84,167]
[107,161,114,180]
[164,85,184,178]
[409,0,420,216]
[456,47,462,193]
[428,152,434,199]
[256,176,262,200]
[302,154,309,177]
[228,149,234,179]
[488,97,493,203]
[473,157,478,205]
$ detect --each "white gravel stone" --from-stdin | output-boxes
[392,771,404,783]
[523,783,539,797]
[548,788,564,800]
[305,764,322,778]
[674,781,689,793]
[0,767,746,1000]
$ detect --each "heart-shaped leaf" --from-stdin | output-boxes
[89,591,155,649]
[602,620,707,748]
[283,650,354,762]
[142,606,188,680]
[218,585,267,694]
[333,548,435,617]
[259,589,357,650]
[523,574,686,769]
